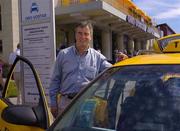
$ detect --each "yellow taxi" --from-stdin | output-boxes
[1,34,180,131]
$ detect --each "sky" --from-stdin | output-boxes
[133,0,180,33]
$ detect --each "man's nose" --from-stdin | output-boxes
[80,33,87,39]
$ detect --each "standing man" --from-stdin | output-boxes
[0,60,4,93]
[8,43,21,103]
[49,21,111,117]
[49,21,127,117]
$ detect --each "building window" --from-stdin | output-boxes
[0,40,3,53]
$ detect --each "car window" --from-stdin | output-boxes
[1,56,51,129]
[52,65,180,131]
[5,60,40,106]
[158,35,180,50]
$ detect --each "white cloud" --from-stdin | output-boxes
[134,0,180,20]
[135,0,180,9]
[153,8,180,19]
[134,0,180,32]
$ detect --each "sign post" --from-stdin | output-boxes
[19,0,56,104]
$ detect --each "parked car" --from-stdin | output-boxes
[1,34,180,131]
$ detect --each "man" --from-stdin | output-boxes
[8,43,21,103]
[0,61,4,93]
[49,21,127,117]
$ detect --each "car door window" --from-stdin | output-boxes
[5,61,40,106]
[0,56,51,130]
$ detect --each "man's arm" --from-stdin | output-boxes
[49,53,63,117]
[0,67,4,90]
[8,52,16,66]
[98,53,112,73]
[99,52,128,72]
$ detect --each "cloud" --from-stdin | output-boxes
[135,0,180,9]
[134,0,180,20]
[134,0,180,33]
[133,1,168,16]
[153,8,180,20]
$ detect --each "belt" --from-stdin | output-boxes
[62,92,77,99]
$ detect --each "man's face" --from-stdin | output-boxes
[75,26,92,48]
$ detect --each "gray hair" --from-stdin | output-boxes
[75,21,93,36]
[17,43,20,49]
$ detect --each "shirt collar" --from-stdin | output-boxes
[73,45,90,56]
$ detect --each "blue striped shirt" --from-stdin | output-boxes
[49,46,112,107]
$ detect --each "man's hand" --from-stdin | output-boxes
[119,53,128,60]
[116,52,128,62]
[51,106,58,118]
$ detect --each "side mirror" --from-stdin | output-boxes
[2,106,38,126]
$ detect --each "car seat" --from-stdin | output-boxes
[107,80,126,129]
[116,79,177,131]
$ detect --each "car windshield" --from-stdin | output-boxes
[52,65,180,131]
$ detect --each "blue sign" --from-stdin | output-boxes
[30,2,39,13]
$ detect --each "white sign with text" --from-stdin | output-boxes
[20,0,56,104]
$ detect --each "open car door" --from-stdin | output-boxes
[0,56,53,131]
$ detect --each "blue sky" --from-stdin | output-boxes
[133,0,180,33]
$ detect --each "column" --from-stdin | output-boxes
[141,40,148,50]
[147,39,154,50]
[116,34,124,51]
[135,39,141,50]
[128,38,134,56]
[68,30,75,46]
[101,30,112,60]
[90,31,93,48]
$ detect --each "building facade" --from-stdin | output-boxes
[0,0,19,62]
[157,23,176,37]
[55,0,160,62]
[0,0,161,63]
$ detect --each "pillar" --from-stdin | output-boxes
[135,40,141,51]
[101,30,112,60]
[128,38,134,56]
[141,40,147,50]
[116,34,124,51]
[90,30,93,48]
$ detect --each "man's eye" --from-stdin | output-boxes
[78,32,83,35]
[84,33,89,36]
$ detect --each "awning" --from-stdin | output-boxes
[55,0,160,40]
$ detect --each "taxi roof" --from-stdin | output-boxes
[158,33,180,41]
[155,34,180,53]
[114,53,180,67]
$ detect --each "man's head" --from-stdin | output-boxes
[75,21,93,53]
[17,43,20,49]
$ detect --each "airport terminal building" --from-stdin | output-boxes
[0,0,160,62]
